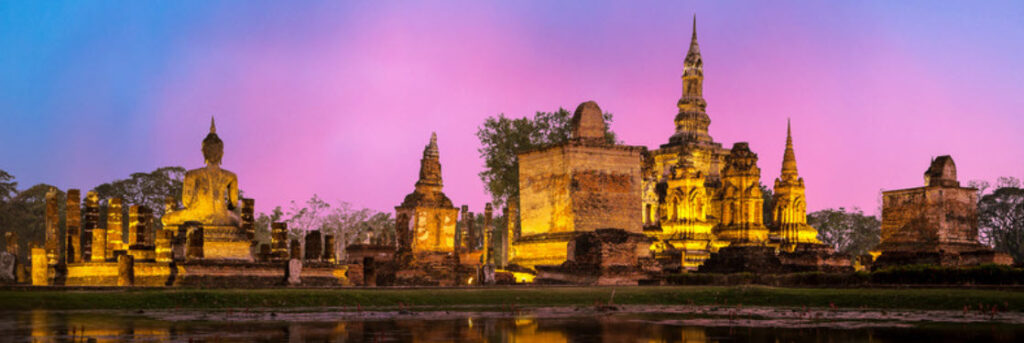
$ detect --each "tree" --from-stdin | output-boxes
[978,186,1024,263]
[92,166,186,230]
[807,207,880,256]
[760,184,774,227]
[285,194,330,240]
[476,108,616,208]
[0,181,66,262]
[254,206,284,245]
[0,170,17,203]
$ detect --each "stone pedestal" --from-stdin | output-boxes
[287,259,302,285]
[698,246,782,274]
[66,189,81,264]
[199,225,252,261]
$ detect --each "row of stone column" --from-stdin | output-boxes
[258,222,336,263]
[453,201,520,268]
[42,189,155,266]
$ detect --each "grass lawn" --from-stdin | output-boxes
[1,286,1021,311]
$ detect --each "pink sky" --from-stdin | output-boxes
[2,2,1022,216]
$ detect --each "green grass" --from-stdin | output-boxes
[2,286,1023,312]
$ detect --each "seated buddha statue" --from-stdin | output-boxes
[162,118,241,228]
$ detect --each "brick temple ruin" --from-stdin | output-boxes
[26,118,350,287]
[873,156,1011,268]
[2,18,1012,289]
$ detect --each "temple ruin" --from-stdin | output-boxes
[29,118,350,287]
[873,156,1011,268]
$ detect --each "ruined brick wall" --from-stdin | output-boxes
[519,146,572,236]
[881,186,979,251]
[518,144,642,237]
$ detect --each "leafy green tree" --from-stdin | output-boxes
[476,108,616,208]
[760,184,774,226]
[978,186,1024,263]
[807,207,880,256]
[0,178,67,262]
[92,166,186,230]
[254,206,284,245]
[286,194,330,241]
[0,170,17,202]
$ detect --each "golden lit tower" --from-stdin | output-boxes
[660,158,716,269]
[771,120,822,248]
[669,15,712,146]
[395,133,459,255]
[715,143,769,245]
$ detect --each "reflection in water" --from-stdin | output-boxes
[3,310,1023,342]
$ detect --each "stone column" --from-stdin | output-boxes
[290,239,301,260]
[128,205,141,246]
[466,212,477,251]
[128,205,152,246]
[241,198,255,242]
[66,189,81,264]
[117,254,134,287]
[500,206,511,268]
[91,228,106,262]
[509,197,520,242]
[304,231,322,261]
[82,191,99,262]
[483,203,493,265]
[106,198,123,259]
[457,205,468,252]
[44,190,59,265]
[271,222,288,261]
[155,229,173,263]
[323,235,336,263]
[31,246,47,286]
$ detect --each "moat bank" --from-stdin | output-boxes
[2,286,1023,312]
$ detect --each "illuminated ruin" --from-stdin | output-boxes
[511,101,645,269]
[874,156,1011,267]
[29,118,350,287]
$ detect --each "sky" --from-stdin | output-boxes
[1,1,1022,216]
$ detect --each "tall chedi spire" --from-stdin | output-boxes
[669,15,713,146]
[417,132,443,189]
[781,119,798,180]
[772,120,822,248]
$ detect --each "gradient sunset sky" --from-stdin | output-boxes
[1,1,1022,215]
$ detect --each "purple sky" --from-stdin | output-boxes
[1,1,1022,215]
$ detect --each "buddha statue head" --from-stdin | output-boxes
[203,117,224,166]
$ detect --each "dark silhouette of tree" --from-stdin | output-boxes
[979,186,1024,263]
[807,207,880,256]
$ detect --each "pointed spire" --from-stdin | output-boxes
[210,116,217,134]
[781,119,798,178]
[424,132,439,158]
[687,14,701,59]
[417,132,443,187]
[691,14,697,44]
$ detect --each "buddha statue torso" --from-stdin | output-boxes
[161,118,241,228]
[163,166,240,227]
